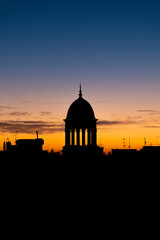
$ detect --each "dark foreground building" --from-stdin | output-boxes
[5,138,44,153]
[1,137,49,160]
[112,146,160,160]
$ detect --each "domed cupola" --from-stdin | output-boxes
[66,85,96,129]
[64,85,97,147]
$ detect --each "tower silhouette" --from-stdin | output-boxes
[63,85,103,159]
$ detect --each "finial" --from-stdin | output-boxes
[79,83,83,98]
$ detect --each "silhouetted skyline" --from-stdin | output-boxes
[0,1,160,153]
[1,86,160,161]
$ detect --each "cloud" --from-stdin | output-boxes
[137,110,159,114]
[40,111,52,116]
[19,101,64,105]
[98,119,138,126]
[143,126,160,129]
[0,106,17,110]
[22,121,46,124]
[0,111,30,117]
[0,120,64,134]
[98,115,160,130]
[9,112,29,116]
[98,120,122,125]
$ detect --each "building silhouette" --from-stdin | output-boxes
[0,86,160,160]
[15,139,44,153]
[4,134,44,153]
[2,134,47,160]
[63,85,104,159]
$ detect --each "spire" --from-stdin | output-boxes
[79,83,83,98]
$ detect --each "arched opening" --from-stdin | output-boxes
[80,129,82,146]
[85,129,87,145]
[75,130,77,146]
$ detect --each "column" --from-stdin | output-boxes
[87,129,90,146]
[77,129,80,146]
[82,129,85,146]
[90,131,92,145]
[72,129,75,146]
[65,129,70,146]
[92,128,97,146]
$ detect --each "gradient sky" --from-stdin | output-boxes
[0,0,160,153]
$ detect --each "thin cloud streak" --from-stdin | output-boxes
[19,101,64,105]
[0,120,64,134]
[9,112,29,116]
[143,126,160,128]
[97,119,140,126]
[40,111,52,116]
[137,110,159,113]
[98,116,160,129]
[0,111,31,117]
[0,106,17,110]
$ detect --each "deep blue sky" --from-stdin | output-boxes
[0,0,160,99]
[1,0,160,150]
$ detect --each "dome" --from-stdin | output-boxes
[65,86,96,128]
[67,97,95,120]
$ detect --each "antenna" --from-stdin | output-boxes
[123,138,126,149]
[144,138,146,146]
[128,138,131,149]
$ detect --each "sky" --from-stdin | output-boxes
[0,0,160,153]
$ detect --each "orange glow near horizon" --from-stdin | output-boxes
[1,126,160,154]
[0,83,160,154]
